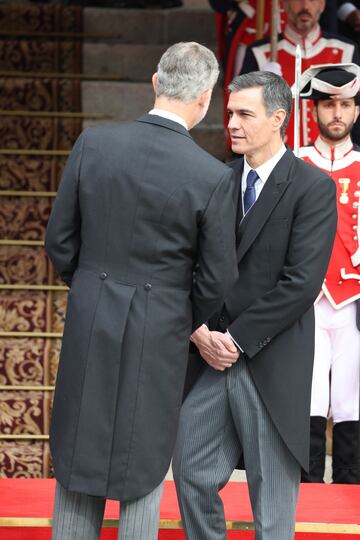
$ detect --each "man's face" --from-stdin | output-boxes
[314,98,359,142]
[227,87,277,157]
[284,0,325,35]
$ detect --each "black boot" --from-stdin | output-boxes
[301,416,327,482]
[332,421,360,484]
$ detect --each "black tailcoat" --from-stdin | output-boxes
[189,149,337,471]
[45,115,238,501]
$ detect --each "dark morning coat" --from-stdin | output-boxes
[45,114,238,502]
[211,149,337,471]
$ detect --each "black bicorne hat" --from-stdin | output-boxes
[292,63,360,102]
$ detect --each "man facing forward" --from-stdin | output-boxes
[46,42,238,540]
[298,63,360,483]
[173,71,337,540]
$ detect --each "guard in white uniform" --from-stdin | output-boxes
[297,63,360,483]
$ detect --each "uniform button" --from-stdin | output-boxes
[354,235,358,240]
[355,191,360,197]
[353,202,359,208]
[353,225,358,230]
[144,283,152,291]
[353,214,357,219]
[338,280,343,285]
[99,272,107,280]
[357,182,360,187]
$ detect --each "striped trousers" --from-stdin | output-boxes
[52,480,164,540]
[173,358,300,540]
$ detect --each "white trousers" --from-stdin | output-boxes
[310,295,360,422]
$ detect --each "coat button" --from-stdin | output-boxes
[338,280,343,285]
[99,272,107,280]
[144,283,152,291]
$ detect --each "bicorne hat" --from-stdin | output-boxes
[292,63,360,101]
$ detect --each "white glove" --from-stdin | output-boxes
[261,61,282,76]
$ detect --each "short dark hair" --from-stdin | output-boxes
[229,71,293,138]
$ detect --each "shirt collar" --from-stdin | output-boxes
[284,23,321,51]
[314,135,354,160]
[243,144,287,186]
[149,108,188,130]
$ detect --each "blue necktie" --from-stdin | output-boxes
[243,169,258,214]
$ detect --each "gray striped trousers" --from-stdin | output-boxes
[52,480,164,540]
[173,358,301,540]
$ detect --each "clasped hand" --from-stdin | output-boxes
[191,324,240,371]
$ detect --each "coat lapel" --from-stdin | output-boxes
[227,157,244,243]
[236,149,295,263]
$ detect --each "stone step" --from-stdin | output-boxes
[83,43,166,81]
[83,7,216,45]
[82,42,216,81]
[81,80,224,125]
[183,0,210,8]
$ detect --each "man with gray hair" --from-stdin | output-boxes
[173,71,337,539]
[46,41,238,540]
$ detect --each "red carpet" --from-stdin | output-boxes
[0,479,359,539]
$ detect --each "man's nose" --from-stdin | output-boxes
[228,114,239,130]
[333,102,342,118]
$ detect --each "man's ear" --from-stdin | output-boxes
[312,103,318,122]
[198,88,212,107]
[354,105,359,124]
[152,73,158,94]
[273,108,287,133]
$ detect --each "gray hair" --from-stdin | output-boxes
[229,71,293,138]
[156,42,219,103]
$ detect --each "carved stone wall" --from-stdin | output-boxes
[0,3,82,478]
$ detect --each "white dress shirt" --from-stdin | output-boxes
[241,144,287,211]
[149,108,188,130]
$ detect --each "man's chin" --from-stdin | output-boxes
[231,140,246,154]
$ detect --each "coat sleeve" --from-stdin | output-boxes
[191,168,238,331]
[45,132,85,287]
[228,172,337,358]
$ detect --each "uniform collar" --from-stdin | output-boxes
[314,134,354,160]
[284,23,321,52]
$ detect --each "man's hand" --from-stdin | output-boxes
[346,9,360,32]
[191,324,240,371]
